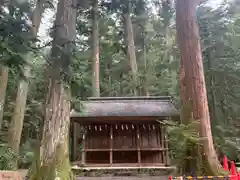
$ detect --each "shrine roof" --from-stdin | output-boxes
[70,96,179,118]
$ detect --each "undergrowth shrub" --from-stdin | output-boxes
[0,143,17,170]
[214,124,240,161]
[19,140,36,168]
[0,139,36,170]
[161,120,201,174]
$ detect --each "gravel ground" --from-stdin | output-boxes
[18,169,170,180]
[76,176,169,180]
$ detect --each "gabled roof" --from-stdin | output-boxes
[70,96,179,118]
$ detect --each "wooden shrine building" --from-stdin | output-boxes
[70,96,178,168]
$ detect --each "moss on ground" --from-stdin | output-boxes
[27,142,74,180]
[73,168,175,177]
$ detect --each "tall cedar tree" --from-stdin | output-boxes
[123,3,138,96]
[176,0,223,175]
[27,0,76,178]
[7,0,45,163]
[92,0,100,97]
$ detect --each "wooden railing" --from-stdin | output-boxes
[72,122,170,166]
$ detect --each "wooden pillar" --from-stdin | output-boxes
[136,124,141,166]
[72,122,78,161]
[165,118,170,166]
[81,126,86,166]
[110,124,113,166]
[160,123,164,148]
[160,122,166,165]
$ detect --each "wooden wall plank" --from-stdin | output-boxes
[164,124,170,166]
[160,123,164,148]
[81,131,86,165]
[110,124,113,166]
[74,121,170,167]
[136,124,141,165]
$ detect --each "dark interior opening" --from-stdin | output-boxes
[86,127,110,149]
[113,151,138,164]
[86,151,110,164]
[113,124,137,149]
[141,151,164,164]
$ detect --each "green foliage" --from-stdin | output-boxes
[0,144,17,170]
[162,120,201,166]
[197,2,240,160]
[19,140,36,168]
[0,4,35,76]
[198,4,240,126]
[215,124,240,161]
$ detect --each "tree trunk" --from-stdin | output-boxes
[7,65,30,158]
[91,0,100,97]
[143,35,149,96]
[28,67,74,180]
[0,0,18,130]
[7,0,45,162]
[176,0,223,175]
[27,0,76,177]
[205,50,218,126]
[0,66,8,130]
[123,12,138,96]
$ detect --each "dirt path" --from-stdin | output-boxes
[19,169,169,180]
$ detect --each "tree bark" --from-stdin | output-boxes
[176,0,223,175]
[7,0,45,161]
[0,66,8,130]
[27,0,76,177]
[205,49,218,126]
[123,12,138,96]
[91,0,100,97]
[0,0,10,131]
[7,65,30,158]
[0,0,30,133]
[143,35,149,96]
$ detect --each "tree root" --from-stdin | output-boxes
[27,143,74,180]
[179,141,226,176]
